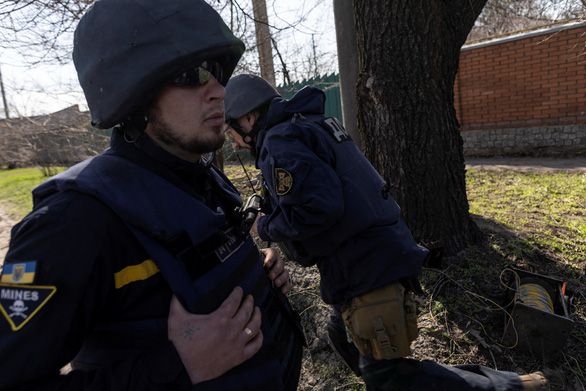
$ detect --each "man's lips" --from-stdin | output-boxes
[205,111,225,126]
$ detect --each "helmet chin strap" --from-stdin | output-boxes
[229,121,259,156]
[120,110,149,142]
[244,125,260,149]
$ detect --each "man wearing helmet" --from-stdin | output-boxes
[0,1,304,390]
[224,75,548,391]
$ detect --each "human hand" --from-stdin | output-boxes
[261,247,291,295]
[168,287,263,384]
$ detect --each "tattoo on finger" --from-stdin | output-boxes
[182,322,198,341]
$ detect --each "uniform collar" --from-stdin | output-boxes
[111,127,213,176]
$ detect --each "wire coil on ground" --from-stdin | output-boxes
[516,283,554,313]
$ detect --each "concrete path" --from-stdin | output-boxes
[465,157,586,173]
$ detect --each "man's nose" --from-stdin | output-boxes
[206,75,226,102]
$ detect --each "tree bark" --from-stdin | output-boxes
[213,150,224,172]
[0,65,9,119]
[252,0,276,87]
[353,0,487,254]
[333,0,361,148]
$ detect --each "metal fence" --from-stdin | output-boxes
[277,73,343,125]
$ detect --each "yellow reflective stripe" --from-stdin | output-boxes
[114,259,160,289]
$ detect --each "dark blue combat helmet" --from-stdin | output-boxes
[73,0,245,129]
[224,74,280,122]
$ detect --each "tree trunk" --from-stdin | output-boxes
[0,65,9,119]
[352,0,487,254]
[213,149,224,172]
[252,0,276,87]
[333,0,361,148]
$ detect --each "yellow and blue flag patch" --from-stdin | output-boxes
[1,261,37,284]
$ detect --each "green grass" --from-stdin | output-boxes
[466,170,586,267]
[223,160,261,200]
[0,167,65,219]
[2,165,584,269]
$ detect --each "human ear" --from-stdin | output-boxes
[245,113,256,127]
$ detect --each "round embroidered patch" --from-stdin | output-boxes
[275,168,293,195]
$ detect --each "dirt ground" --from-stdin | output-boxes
[0,208,15,263]
[269,156,586,391]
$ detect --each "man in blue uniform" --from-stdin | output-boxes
[223,74,548,391]
[0,2,304,390]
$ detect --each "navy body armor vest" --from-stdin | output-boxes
[33,151,304,390]
[259,114,403,262]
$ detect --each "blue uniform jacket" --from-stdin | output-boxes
[0,129,302,390]
[255,86,428,305]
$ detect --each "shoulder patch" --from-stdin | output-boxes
[0,284,56,331]
[1,261,37,284]
[275,168,293,196]
[321,117,351,143]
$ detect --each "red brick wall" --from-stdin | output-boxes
[455,21,586,132]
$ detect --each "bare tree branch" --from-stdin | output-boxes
[469,0,586,40]
[0,0,94,64]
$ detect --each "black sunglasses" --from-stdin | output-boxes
[169,61,223,87]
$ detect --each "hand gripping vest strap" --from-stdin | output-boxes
[87,236,304,391]
[72,244,304,391]
[33,154,304,390]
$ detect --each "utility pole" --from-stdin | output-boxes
[0,64,9,119]
[252,0,276,87]
[333,0,360,148]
